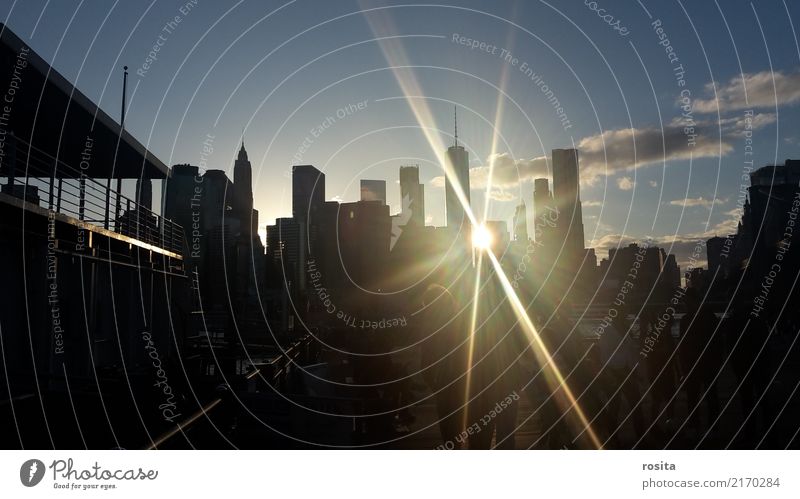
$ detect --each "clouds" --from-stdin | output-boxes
[668,196,725,208]
[708,208,741,236]
[431,118,735,196]
[617,176,635,190]
[693,70,800,113]
[576,123,731,184]
[427,69,788,203]
[574,107,776,184]
[487,189,516,201]
[481,153,550,188]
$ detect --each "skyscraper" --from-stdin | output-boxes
[513,201,528,242]
[552,148,585,253]
[135,177,152,210]
[533,178,554,243]
[233,142,255,234]
[399,165,424,226]
[266,217,300,270]
[360,179,387,205]
[445,109,470,231]
[337,201,391,292]
[292,164,326,291]
[418,184,425,225]
[292,164,325,221]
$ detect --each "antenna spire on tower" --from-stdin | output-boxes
[454,105,458,147]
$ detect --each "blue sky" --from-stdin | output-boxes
[2,0,799,266]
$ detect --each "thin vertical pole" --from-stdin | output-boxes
[56,177,63,212]
[78,176,85,220]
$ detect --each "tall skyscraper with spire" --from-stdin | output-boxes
[233,141,255,234]
[445,107,470,231]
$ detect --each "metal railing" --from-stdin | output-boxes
[1,138,184,255]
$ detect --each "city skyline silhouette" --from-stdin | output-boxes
[1,1,800,453]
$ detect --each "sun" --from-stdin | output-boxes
[472,224,493,250]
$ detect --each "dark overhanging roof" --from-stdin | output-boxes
[0,22,169,179]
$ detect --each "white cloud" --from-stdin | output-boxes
[693,70,800,113]
[577,124,731,184]
[649,180,658,187]
[668,196,725,208]
[582,200,603,207]
[708,208,741,236]
[575,110,777,185]
[488,189,516,202]
[617,176,635,190]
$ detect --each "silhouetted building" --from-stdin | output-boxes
[599,243,677,301]
[552,148,585,254]
[267,217,301,272]
[265,216,301,335]
[337,200,391,293]
[707,236,729,276]
[513,201,528,242]
[686,267,707,290]
[135,177,152,209]
[119,177,156,243]
[233,142,255,234]
[533,178,554,245]
[360,179,386,204]
[292,164,325,290]
[725,159,800,319]
[445,113,471,232]
[662,253,681,289]
[399,165,425,227]
[577,248,599,296]
[314,201,346,290]
[744,160,800,258]
[200,170,236,229]
[293,164,325,221]
[164,164,208,271]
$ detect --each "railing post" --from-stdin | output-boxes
[78,176,86,221]
[56,178,63,213]
[48,161,55,209]
[104,177,111,229]
[115,177,122,231]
